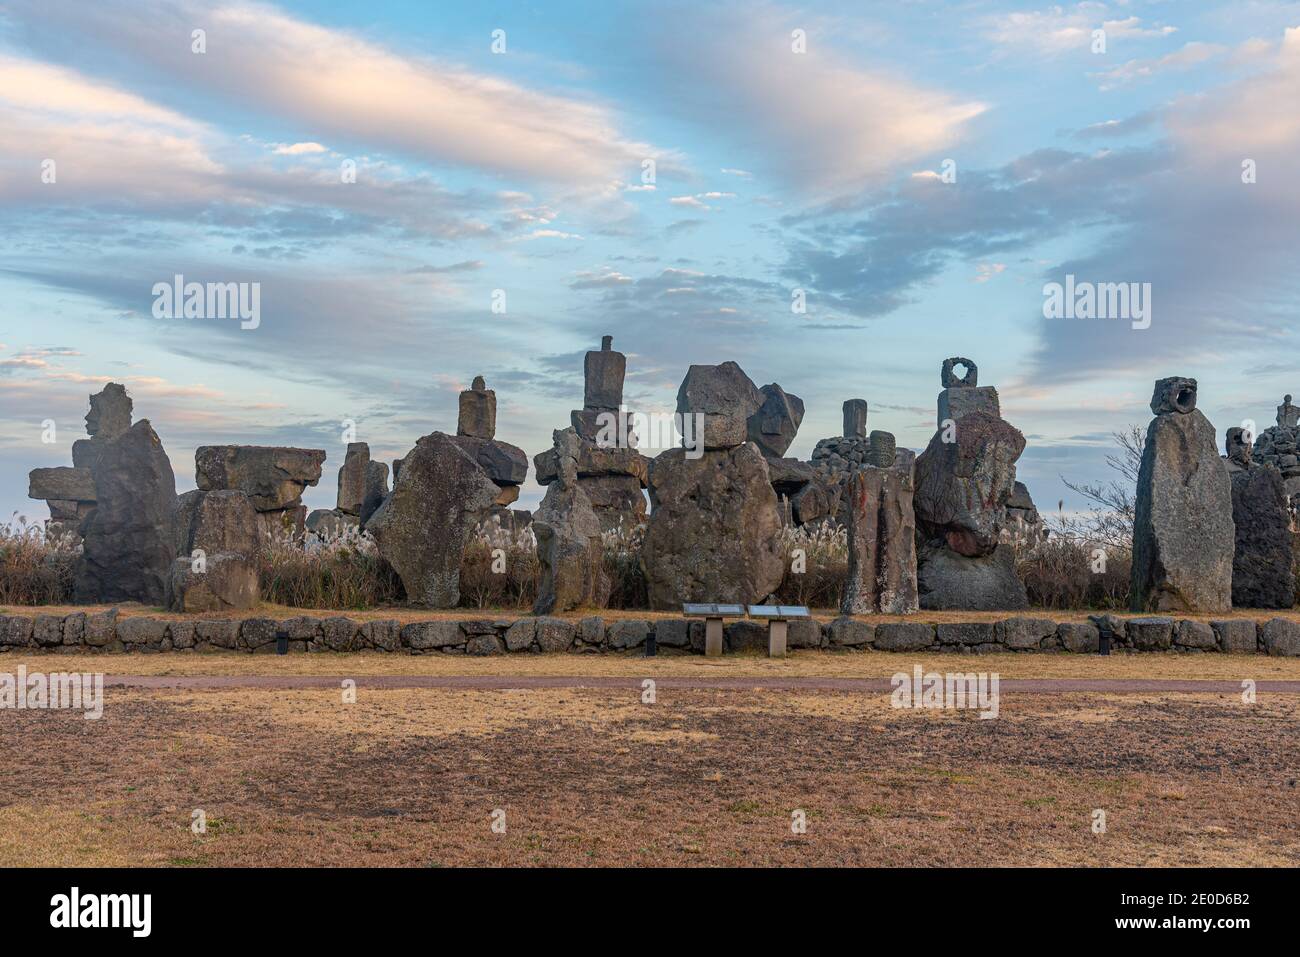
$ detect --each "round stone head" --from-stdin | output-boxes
[84,382,132,438]
[1225,427,1252,467]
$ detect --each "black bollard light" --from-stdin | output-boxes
[1098,632,1110,656]
[276,628,289,656]
[644,630,657,657]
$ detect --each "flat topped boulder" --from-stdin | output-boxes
[676,361,763,450]
[450,434,528,487]
[195,445,326,511]
[534,442,648,487]
[29,466,96,502]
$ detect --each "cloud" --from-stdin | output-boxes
[1091,41,1225,89]
[635,3,983,197]
[4,0,667,186]
[983,3,1176,57]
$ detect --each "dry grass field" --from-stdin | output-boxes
[2,649,1297,867]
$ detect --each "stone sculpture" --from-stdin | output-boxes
[1224,429,1294,608]
[841,450,918,615]
[1130,377,1233,612]
[532,428,610,614]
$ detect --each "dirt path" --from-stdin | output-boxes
[98,674,1300,693]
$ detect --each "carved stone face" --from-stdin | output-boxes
[84,383,132,438]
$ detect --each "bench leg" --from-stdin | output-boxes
[705,618,724,657]
[768,620,787,658]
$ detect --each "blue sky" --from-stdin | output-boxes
[3,0,1300,521]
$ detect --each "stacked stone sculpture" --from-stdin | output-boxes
[804,400,900,528]
[1251,394,1300,505]
[534,336,649,529]
[913,359,1029,610]
[448,375,529,515]
[1130,377,1233,612]
[1223,427,1294,608]
[195,445,326,541]
[28,382,133,541]
[532,428,610,614]
[640,361,785,609]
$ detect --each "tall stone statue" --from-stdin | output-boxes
[1130,378,1233,612]
[1224,427,1294,608]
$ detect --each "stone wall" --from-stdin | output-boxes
[2,610,1295,655]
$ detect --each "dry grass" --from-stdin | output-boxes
[2,685,1296,867]
[6,649,1300,680]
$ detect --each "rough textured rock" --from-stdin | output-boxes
[1130,379,1233,612]
[305,509,359,538]
[1175,620,1217,649]
[826,616,874,647]
[169,488,261,612]
[1126,616,1175,651]
[676,361,764,450]
[1212,619,1257,654]
[1056,621,1099,653]
[361,460,389,525]
[71,382,133,472]
[457,375,497,440]
[195,445,325,512]
[913,394,1028,610]
[873,622,934,651]
[916,543,1028,610]
[74,420,177,605]
[28,467,96,502]
[1229,462,1294,608]
[999,617,1056,650]
[641,442,784,609]
[532,428,610,614]
[608,619,650,650]
[914,411,1025,558]
[1252,394,1300,501]
[841,462,918,615]
[1260,617,1300,656]
[842,399,868,440]
[746,383,804,458]
[336,443,371,515]
[449,435,528,487]
[583,336,625,411]
[367,431,499,607]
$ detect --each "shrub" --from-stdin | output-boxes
[459,517,539,609]
[1015,536,1130,610]
[259,524,402,609]
[772,521,848,609]
[0,514,78,605]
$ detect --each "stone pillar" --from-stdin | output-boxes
[1130,377,1233,612]
[841,454,918,615]
[843,399,868,439]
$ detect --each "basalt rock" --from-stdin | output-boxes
[841,458,918,615]
[746,383,804,459]
[1229,462,1294,608]
[1252,395,1300,501]
[367,431,499,607]
[457,375,497,440]
[336,443,371,515]
[641,442,784,609]
[676,361,764,450]
[74,420,178,605]
[532,428,610,614]
[195,445,325,512]
[1131,378,1233,612]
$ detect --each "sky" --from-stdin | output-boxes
[3,0,1300,523]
